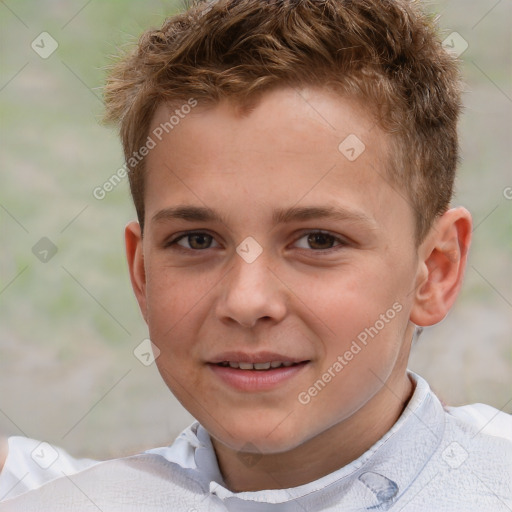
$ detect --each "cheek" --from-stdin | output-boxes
[310,265,411,378]
[144,263,219,384]
[295,305,410,438]
[307,263,402,332]
[145,262,201,333]
[144,271,193,362]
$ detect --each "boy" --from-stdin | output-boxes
[1,0,511,510]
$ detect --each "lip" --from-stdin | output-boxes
[207,351,308,365]
[207,360,311,392]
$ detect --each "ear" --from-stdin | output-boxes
[125,221,148,323]
[410,207,472,326]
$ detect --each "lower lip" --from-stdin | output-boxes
[207,362,310,392]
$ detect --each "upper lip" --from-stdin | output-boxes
[208,351,310,364]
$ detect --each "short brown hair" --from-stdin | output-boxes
[103,0,463,243]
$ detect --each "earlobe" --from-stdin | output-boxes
[125,221,148,323]
[410,207,472,327]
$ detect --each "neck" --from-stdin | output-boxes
[211,371,414,492]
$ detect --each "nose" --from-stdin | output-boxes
[215,249,287,329]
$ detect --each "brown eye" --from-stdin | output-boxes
[294,231,346,251]
[187,234,212,249]
[170,232,219,251]
[308,233,336,250]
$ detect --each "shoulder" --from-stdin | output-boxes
[401,402,512,509]
[442,402,512,491]
[0,452,206,510]
[445,402,512,442]
[0,436,98,502]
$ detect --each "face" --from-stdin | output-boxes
[127,87,421,454]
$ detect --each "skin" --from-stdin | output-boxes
[0,438,6,472]
[125,86,472,492]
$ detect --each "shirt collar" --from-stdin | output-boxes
[147,371,445,509]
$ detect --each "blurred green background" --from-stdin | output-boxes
[0,0,511,459]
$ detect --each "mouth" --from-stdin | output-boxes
[214,360,307,370]
[207,356,311,391]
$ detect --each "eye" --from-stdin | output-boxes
[166,232,220,251]
[293,230,347,251]
[165,230,347,253]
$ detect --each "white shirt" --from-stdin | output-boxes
[0,372,511,511]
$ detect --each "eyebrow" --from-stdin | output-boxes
[152,204,376,227]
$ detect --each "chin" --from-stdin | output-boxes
[207,414,308,454]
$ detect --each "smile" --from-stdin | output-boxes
[208,360,310,391]
[216,361,303,370]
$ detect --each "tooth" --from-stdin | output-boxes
[229,361,240,369]
[238,362,254,370]
[254,362,271,370]
[282,362,294,367]
[270,361,282,368]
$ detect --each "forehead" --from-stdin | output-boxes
[149,86,384,160]
[144,87,412,238]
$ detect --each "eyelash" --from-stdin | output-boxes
[164,230,348,254]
